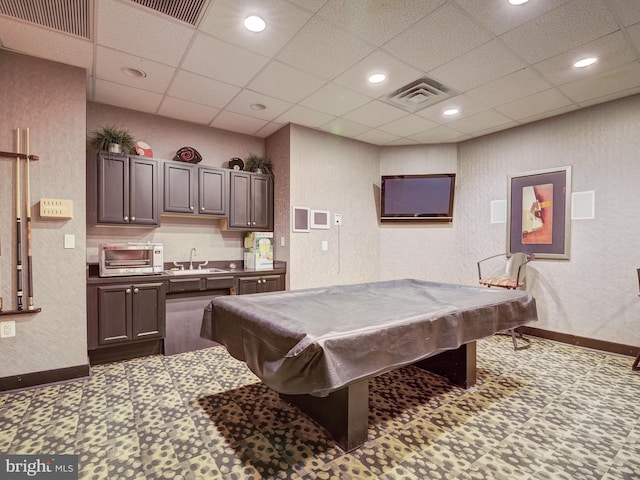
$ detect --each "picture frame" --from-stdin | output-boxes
[310,210,330,229]
[507,166,572,260]
[292,206,310,232]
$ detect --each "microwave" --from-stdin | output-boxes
[99,243,164,277]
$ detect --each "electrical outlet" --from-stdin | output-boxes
[1,321,16,338]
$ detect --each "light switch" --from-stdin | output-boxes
[321,240,328,251]
[64,234,75,249]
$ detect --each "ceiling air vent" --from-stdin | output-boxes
[383,77,454,113]
[129,0,207,26]
[0,0,91,39]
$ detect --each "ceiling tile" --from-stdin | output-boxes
[446,109,515,135]
[355,129,402,146]
[210,110,269,135]
[495,88,575,120]
[378,115,439,138]
[225,90,293,121]
[157,97,220,125]
[332,50,424,100]
[576,85,640,107]
[300,82,371,116]
[274,105,335,127]
[181,33,270,87]
[93,79,163,113]
[454,0,572,36]
[466,68,552,108]
[559,61,640,103]
[408,125,470,143]
[533,31,637,86]
[0,17,93,71]
[317,0,445,46]
[342,100,408,128]
[382,3,491,71]
[198,0,313,57]
[608,0,640,27]
[96,0,194,66]
[247,61,326,103]
[499,0,619,64]
[168,71,240,108]
[254,122,286,138]
[318,118,370,138]
[276,16,375,79]
[416,95,487,124]
[95,46,175,93]
[628,23,640,51]
[429,40,526,93]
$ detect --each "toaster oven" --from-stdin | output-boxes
[99,243,164,277]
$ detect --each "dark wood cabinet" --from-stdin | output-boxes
[237,274,284,295]
[163,163,226,216]
[96,153,159,225]
[93,281,165,347]
[227,171,272,230]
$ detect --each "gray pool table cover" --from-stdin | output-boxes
[201,279,537,397]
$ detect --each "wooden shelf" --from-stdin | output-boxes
[0,307,42,317]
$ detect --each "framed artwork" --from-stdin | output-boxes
[507,166,572,259]
[292,206,310,232]
[311,210,330,229]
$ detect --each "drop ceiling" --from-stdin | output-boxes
[1,0,639,145]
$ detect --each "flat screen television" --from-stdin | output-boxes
[380,174,455,222]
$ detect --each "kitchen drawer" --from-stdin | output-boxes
[167,278,201,293]
[205,276,234,290]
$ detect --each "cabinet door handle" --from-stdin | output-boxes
[133,288,139,293]
[252,221,256,225]
[247,222,251,226]
[124,216,129,221]
[200,207,205,211]
[126,288,131,294]
[190,206,194,211]
[131,216,136,221]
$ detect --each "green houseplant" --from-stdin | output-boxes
[244,153,274,176]
[89,126,136,154]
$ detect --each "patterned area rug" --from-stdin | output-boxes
[0,336,639,479]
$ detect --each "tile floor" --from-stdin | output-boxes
[1,336,639,479]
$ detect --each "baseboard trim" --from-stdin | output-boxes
[0,364,90,393]
[519,326,639,357]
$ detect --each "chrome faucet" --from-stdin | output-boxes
[189,247,196,270]
[197,260,209,270]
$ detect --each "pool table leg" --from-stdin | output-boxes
[413,341,477,389]
[280,379,369,452]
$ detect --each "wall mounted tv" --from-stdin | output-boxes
[380,174,456,222]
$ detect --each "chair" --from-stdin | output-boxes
[477,252,533,350]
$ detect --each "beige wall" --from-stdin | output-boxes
[287,124,381,289]
[0,50,88,376]
[455,95,640,346]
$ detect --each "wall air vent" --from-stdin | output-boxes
[129,0,207,26]
[383,77,454,113]
[0,0,91,39]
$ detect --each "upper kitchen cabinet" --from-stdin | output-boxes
[88,152,160,226]
[226,171,273,231]
[163,162,227,217]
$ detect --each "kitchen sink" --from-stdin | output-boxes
[165,268,229,275]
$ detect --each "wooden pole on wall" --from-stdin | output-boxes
[15,128,23,310]
[25,128,34,310]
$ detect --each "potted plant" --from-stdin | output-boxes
[89,126,136,154]
[244,153,274,176]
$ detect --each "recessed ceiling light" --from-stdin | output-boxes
[244,15,266,32]
[573,57,597,68]
[368,73,386,84]
[250,103,266,111]
[509,0,530,5]
[443,108,459,116]
[121,67,146,78]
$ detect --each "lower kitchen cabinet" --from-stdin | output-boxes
[236,274,285,295]
[92,281,166,347]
